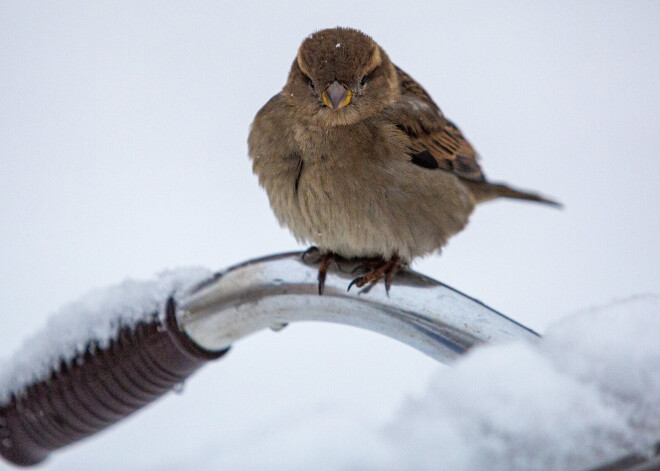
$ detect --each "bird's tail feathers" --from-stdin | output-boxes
[466,181,562,208]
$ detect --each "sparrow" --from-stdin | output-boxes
[248,27,559,294]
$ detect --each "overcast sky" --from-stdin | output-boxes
[1,1,658,469]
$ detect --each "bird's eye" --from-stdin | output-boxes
[360,75,368,86]
[307,78,314,89]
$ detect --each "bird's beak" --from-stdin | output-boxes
[322,81,351,110]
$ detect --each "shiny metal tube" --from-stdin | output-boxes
[178,252,540,363]
[4,252,655,471]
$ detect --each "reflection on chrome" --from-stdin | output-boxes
[179,252,539,364]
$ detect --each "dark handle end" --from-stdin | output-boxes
[0,298,228,467]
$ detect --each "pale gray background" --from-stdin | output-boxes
[1,1,658,469]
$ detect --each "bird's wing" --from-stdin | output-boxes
[385,65,485,182]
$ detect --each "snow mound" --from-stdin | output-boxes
[180,295,660,471]
[1,271,658,470]
[0,267,211,404]
[387,295,660,470]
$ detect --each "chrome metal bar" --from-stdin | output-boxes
[178,252,539,363]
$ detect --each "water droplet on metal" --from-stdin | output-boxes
[173,382,185,394]
[269,323,288,332]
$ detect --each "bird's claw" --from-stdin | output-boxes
[347,276,365,292]
[315,250,343,295]
[309,249,403,296]
[346,255,402,296]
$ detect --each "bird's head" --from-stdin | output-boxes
[284,27,399,127]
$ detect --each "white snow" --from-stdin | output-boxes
[1,275,658,470]
[0,267,211,404]
[384,295,660,470]
[1,268,658,471]
[0,2,657,469]
[162,295,660,471]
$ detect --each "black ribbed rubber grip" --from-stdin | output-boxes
[0,298,229,467]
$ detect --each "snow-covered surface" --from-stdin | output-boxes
[385,295,660,471]
[4,278,656,470]
[171,296,658,471]
[0,268,210,405]
[0,2,658,470]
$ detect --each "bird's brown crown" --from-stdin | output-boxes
[284,27,398,126]
[297,28,381,87]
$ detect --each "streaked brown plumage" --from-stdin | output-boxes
[248,27,559,293]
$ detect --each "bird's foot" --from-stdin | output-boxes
[347,255,403,296]
[302,247,343,295]
[301,246,323,264]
